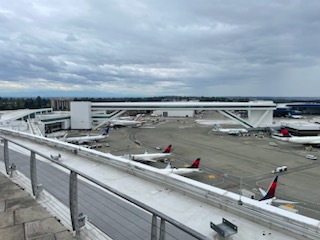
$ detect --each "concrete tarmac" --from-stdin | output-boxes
[94,116,320,220]
[0,172,77,240]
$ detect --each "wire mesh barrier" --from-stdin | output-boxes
[0,138,207,240]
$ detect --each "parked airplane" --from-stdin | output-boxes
[108,114,142,128]
[213,124,248,135]
[61,128,110,144]
[288,113,303,119]
[272,127,320,145]
[126,145,172,162]
[194,119,217,126]
[159,158,202,176]
[259,176,298,205]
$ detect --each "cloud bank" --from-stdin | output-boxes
[1,0,320,97]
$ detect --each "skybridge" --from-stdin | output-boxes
[79,101,276,129]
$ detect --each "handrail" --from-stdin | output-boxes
[1,128,320,240]
[0,135,209,240]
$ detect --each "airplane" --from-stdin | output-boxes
[159,158,202,176]
[212,124,248,135]
[60,127,110,144]
[288,113,303,119]
[118,116,134,120]
[126,145,172,162]
[107,114,142,128]
[194,119,217,126]
[259,176,298,205]
[272,127,320,145]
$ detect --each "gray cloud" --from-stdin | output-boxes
[1,0,320,97]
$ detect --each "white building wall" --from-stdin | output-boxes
[168,110,194,117]
[61,119,71,129]
[70,102,92,129]
[153,110,194,117]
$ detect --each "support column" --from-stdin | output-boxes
[4,139,9,175]
[151,214,157,240]
[159,218,166,240]
[30,151,43,197]
[69,171,86,232]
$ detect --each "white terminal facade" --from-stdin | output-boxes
[1,101,276,133]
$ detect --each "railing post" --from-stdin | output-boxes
[30,151,43,197]
[69,170,86,232]
[159,218,166,240]
[4,139,9,175]
[151,214,157,240]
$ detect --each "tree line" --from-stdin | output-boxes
[0,97,51,110]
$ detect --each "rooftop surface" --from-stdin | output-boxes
[0,171,77,240]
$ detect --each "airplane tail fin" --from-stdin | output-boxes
[134,114,142,121]
[103,127,110,136]
[280,128,290,137]
[213,124,221,131]
[165,162,172,169]
[259,176,278,201]
[60,133,68,141]
[188,158,201,168]
[163,145,172,153]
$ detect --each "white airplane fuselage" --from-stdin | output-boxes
[160,167,202,176]
[64,134,108,144]
[220,128,248,134]
[211,124,248,135]
[288,136,320,145]
[109,120,141,127]
[131,153,171,162]
[272,134,320,145]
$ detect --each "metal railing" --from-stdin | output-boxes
[1,129,320,240]
[1,137,209,240]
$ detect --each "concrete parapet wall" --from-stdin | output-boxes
[1,128,319,240]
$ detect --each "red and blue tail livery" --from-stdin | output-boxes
[189,158,201,168]
[163,144,172,153]
[259,176,278,201]
[258,176,298,205]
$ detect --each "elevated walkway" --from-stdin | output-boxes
[218,110,253,128]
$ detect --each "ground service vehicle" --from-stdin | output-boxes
[272,166,287,173]
[306,154,317,160]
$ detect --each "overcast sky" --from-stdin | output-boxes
[1,1,320,98]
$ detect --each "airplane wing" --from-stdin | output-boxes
[131,156,158,163]
[141,158,158,163]
[310,140,320,144]
[259,188,267,197]
[273,199,299,204]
